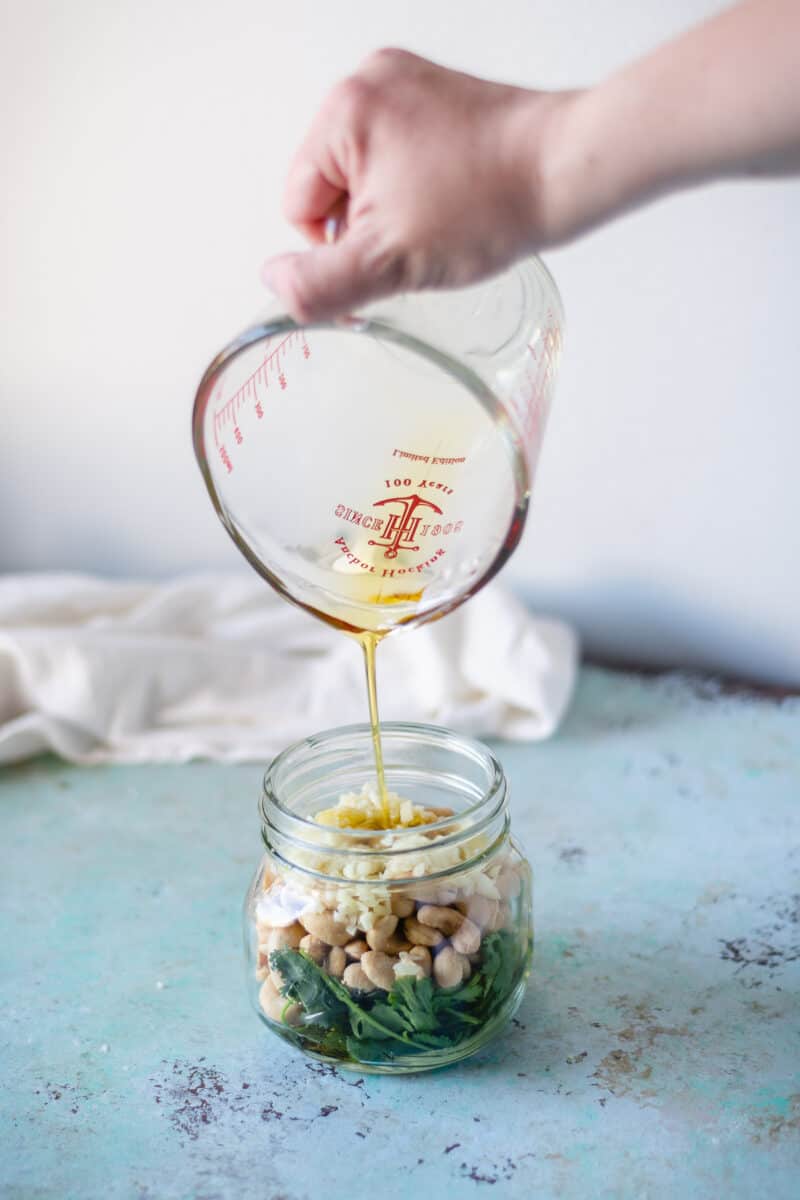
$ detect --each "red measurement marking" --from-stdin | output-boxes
[210,330,313,473]
[510,311,561,451]
[213,331,299,427]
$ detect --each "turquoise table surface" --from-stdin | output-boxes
[2,666,799,1199]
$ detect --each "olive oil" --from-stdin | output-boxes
[302,588,427,830]
[355,630,389,825]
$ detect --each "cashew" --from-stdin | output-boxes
[456,895,499,930]
[360,950,398,991]
[261,922,305,955]
[259,977,301,1025]
[406,944,432,976]
[428,805,455,817]
[451,917,481,956]
[343,962,374,991]
[326,946,346,977]
[383,933,412,955]
[417,905,464,936]
[300,911,351,946]
[366,913,399,951]
[345,939,369,960]
[391,895,415,918]
[433,945,468,989]
[403,917,445,948]
[496,870,521,900]
[299,934,328,964]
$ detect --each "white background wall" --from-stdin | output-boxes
[2,0,799,684]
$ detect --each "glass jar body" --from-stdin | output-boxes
[243,723,533,1074]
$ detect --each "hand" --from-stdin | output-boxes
[262,50,578,322]
[264,4,800,324]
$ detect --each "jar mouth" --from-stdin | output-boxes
[260,722,508,874]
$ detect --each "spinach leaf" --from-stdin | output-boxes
[270,949,348,1028]
[271,929,526,1066]
[271,949,433,1050]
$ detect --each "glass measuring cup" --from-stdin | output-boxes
[192,258,563,634]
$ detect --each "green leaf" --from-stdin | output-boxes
[433,973,484,1013]
[388,975,439,1034]
[270,929,526,1067]
[345,1036,402,1063]
[269,949,348,1028]
[271,949,434,1050]
[363,1003,408,1037]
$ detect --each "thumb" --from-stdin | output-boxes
[261,236,402,323]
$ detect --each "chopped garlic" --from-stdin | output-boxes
[312,782,443,831]
[260,781,514,935]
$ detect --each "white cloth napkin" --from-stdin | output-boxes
[0,574,578,765]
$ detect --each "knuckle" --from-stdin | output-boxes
[280,268,318,324]
[362,46,413,74]
[333,74,375,123]
[369,240,408,288]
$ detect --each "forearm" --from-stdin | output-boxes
[539,0,800,241]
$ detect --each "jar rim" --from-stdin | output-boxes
[260,721,507,861]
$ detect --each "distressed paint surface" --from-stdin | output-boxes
[1,667,798,1199]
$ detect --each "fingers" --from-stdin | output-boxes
[282,77,361,233]
[262,235,403,323]
[283,156,345,230]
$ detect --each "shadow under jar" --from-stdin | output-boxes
[244,723,533,1074]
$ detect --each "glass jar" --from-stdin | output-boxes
[243,723,533,1074]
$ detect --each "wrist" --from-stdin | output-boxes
[518,77,667,248]
[503,86,614,249]
[534,85,639,246]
